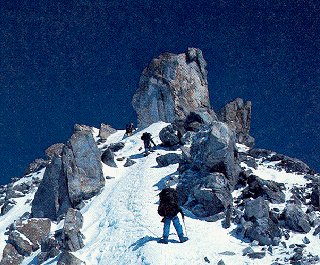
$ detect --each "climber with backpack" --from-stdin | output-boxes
[157,187,189,244]
[140,132,156,155]
[125,122,135,137]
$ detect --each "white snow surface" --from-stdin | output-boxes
[2,122,320,265]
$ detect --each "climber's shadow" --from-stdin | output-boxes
[130,236,158,250]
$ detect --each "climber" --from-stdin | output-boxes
[157,187,188,244]
[125,122,135,136]
[140,132,156,154]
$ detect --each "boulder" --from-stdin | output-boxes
[132,48,216,129]
[242,175,285,204]
[244,197,269,221]
[108,142,125,152]
[58,251,85,265]
[38,237,60,263]
[156,153,182,167]
[63,130,105,206]
[99,123,117,141]
[311,182,320,207]
[244,217,281,246]
[159,124,180,146]
[190,122,240,189]
[218,98,255,147]
[45,143,65,160]
[101,148,117,168]
[187,173,233,217]
[62,209,84,252]
[32,155,72,220]
[0,243,23,265]
[123,158,136,167]
[283,204,311,233]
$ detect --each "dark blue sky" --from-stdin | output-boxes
[0,0,319,184]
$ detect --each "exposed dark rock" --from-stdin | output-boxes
[156,153,182,167]
[123,158,136,167]
[238,154,257,169]
[0,243,24,265]
[244,217,282,246]
[132,48,216,129]
[1,199,16,215]
[101,148,117,168]
[7,231,33,256]
[58,251,84,265]
[62,209,84,252]
[15,218,51,251]
[242,246,254,256]
[99,123,117,141]
[313,225,320,236]
[248,149,313,174]
[184,112,205,132]
[12,182,31,195]
[74,124,92,132]
[218,98,255,147]
[6,218,51,257]
[217,260,225,265]
[108,142,125,152]
[63,130,105,206]
[283,204,311,233]
[247,252,266,259]
[45,143,65,160]
[241,175,285,204]
[32,155,72,220]
[311,182,320,208]
[302,236,310,244]
[190,122,240,189]
[244,197,269,221]
[180,172,233,217]
[24,158,48,176]
[159,125,180,146]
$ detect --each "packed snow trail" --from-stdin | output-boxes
[71,123,263,265]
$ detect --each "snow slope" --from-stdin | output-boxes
[4,122,318,265]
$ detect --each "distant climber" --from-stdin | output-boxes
[125,122,135,137]
[157,187,188,244]
[141,132,156,155]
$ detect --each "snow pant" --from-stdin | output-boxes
[143,140,151,152]
[163,216,184,239]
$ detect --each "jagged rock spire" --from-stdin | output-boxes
[132,48,216,129]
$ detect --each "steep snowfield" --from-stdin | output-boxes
[3,122,319,265]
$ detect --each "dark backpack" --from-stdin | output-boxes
[141,132,152,141]
[158,188,181,218]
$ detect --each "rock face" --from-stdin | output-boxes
[62,209,84,252]
[190,122,240,189]
[177,172,233,217]
[132,48,216,129]
[32,129,105,220]
[32,155,72,220]
[283,204,311,233]
[63,130,105,207]
[218,98,255,147]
